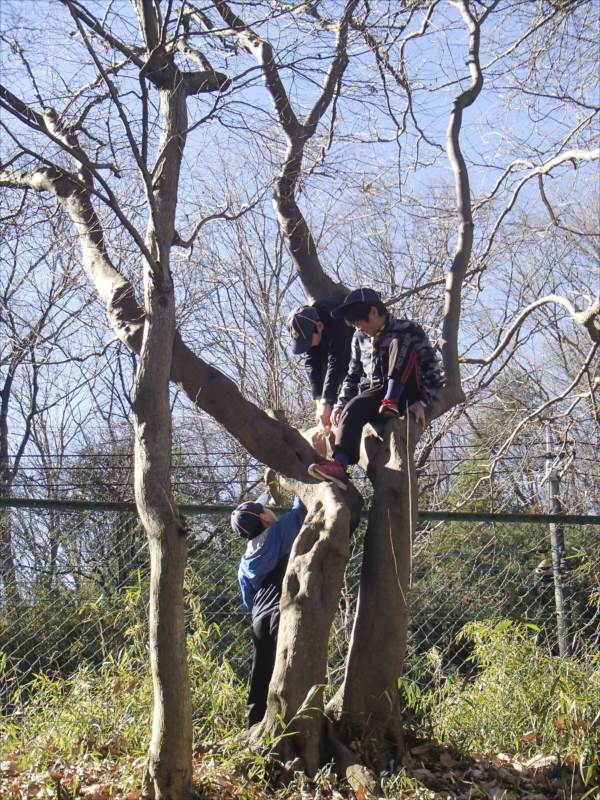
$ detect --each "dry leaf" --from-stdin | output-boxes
[525,754,560,770]
[439,751,457,768]
[1,762,21,777]
[80,783,112,799]
[521,730,537,743]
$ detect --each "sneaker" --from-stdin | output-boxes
[307,459,348,490]
[378,399,400,418]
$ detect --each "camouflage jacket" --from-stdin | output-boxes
[335,313,444,408]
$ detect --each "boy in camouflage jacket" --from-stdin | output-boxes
[308,288,443,488]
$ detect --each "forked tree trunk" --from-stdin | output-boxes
[252,481,363,776]
[255,420,418,777]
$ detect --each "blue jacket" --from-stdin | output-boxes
[238,496,307,619]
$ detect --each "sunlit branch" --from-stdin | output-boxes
[478,148,600,264]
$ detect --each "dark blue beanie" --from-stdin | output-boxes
[231,501,265,539]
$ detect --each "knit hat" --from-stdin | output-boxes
[231,501,265,539]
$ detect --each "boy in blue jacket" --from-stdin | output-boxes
[232,495,307,727]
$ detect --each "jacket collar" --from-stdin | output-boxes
[375,312,394,338]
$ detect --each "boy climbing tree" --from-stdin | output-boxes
[232,494,307,727]
[288,297,353,431]
[308,288,444,488]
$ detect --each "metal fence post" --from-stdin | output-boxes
[545,425,570,658]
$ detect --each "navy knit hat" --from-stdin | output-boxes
[231,501,265,539]
[331,288,382,319]
[288,305,320,354]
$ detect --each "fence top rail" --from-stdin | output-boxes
[1,497,599,525]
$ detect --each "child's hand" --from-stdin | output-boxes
[310,428,328,458]
[315,398,331,429]
[408,401,426,427]
[331,406,343,427]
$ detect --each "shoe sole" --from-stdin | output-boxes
[378,410,399,419]
[307,464,348,490]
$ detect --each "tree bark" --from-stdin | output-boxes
[328,419,418,766]
[251,480,363,776]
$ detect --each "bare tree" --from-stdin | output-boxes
[0,0,598,794]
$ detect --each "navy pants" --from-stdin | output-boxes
[247,609,279,727]
[336,342,422,465]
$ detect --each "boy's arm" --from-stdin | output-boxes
[335,332,363,409]
[304,346,325,400]
[277,496,308,556]
[238,567,255,611]
[321,322,353,405]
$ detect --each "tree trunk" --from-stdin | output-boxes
[135,307,192,798]
[253,481,362,776]
[328,419,418,768]
[134,265,193,799]
[135,75,193,800]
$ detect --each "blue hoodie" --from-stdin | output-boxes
[238,496,307,621]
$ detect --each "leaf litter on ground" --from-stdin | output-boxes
[0,740,594,799]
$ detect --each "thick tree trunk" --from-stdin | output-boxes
[253,481,362,776]
[135,295,193,798]
[328,419,418,767]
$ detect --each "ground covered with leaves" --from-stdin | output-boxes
[0,738,593,799]
[1,621,597,799]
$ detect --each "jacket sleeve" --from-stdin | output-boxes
[387,330,415,392]
[238,566,255,612]
[411,323,444,406]
[304,346,325,400]
[335,332,363,408]
[321,322,352,405]
[277,496,307,556]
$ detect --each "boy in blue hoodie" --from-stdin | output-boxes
[232,495,307,727]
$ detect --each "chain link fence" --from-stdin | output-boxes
[1,501,598,719]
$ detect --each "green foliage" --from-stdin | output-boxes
[380,769,431,799]
[185,592,246,740]
[1,651,152,764]
[0,578,145,712]
[403,620,600,782]
[0,594,246,770]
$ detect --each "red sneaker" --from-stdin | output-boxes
[307,459,348,490]
[378,399,400,417]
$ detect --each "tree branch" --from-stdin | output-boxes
[436,0,496,414]
[464,294,600,368]
[477,148,600,265]
[211,0,357,301]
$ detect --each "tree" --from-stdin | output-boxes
[1,0,598,796]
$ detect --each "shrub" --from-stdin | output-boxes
[408,620,599,781]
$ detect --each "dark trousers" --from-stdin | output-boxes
[336,342,422,465]
[247,609,279,727]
